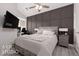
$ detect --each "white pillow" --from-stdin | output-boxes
[43,30,55,35]
[36,29,43,34]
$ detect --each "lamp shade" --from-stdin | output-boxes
[59,28,68,31]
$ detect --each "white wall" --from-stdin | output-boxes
[74,3,79,54]
[74,4,79,32]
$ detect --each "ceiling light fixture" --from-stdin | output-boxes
[39,6,42,10]
[35,5,43,12]
[35,5,39,9]
[25,3,49,12]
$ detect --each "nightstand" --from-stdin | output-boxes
[58,34,69,47]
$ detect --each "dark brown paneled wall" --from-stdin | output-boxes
[27,4,74,44]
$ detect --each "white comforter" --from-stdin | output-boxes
[14,34,58,56]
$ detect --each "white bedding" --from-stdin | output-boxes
[14,34,58,56]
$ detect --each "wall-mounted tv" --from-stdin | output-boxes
[3,11,19,28]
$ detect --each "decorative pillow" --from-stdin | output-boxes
[39,27,58,35]
[43,30,55,35]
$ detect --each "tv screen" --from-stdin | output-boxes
[3,11,19,28]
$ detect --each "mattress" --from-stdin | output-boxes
[14,34,58,56]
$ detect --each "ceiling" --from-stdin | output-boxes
[17,3,71,17]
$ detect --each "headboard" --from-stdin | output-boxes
[38,26,58,35]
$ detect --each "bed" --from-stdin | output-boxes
[14,27,58,56]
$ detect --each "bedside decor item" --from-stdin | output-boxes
[21,28,31,35]
[21,28,27,35]
[22,28,26,32]
[59,28,68,35]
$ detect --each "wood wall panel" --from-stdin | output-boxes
[51,18,61,27]
[61,5,73,18]
[27,17,32,31]
[45,12,51,26]
[31,16,36,30]
[36,15,42,27]
[27,4,74,44]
